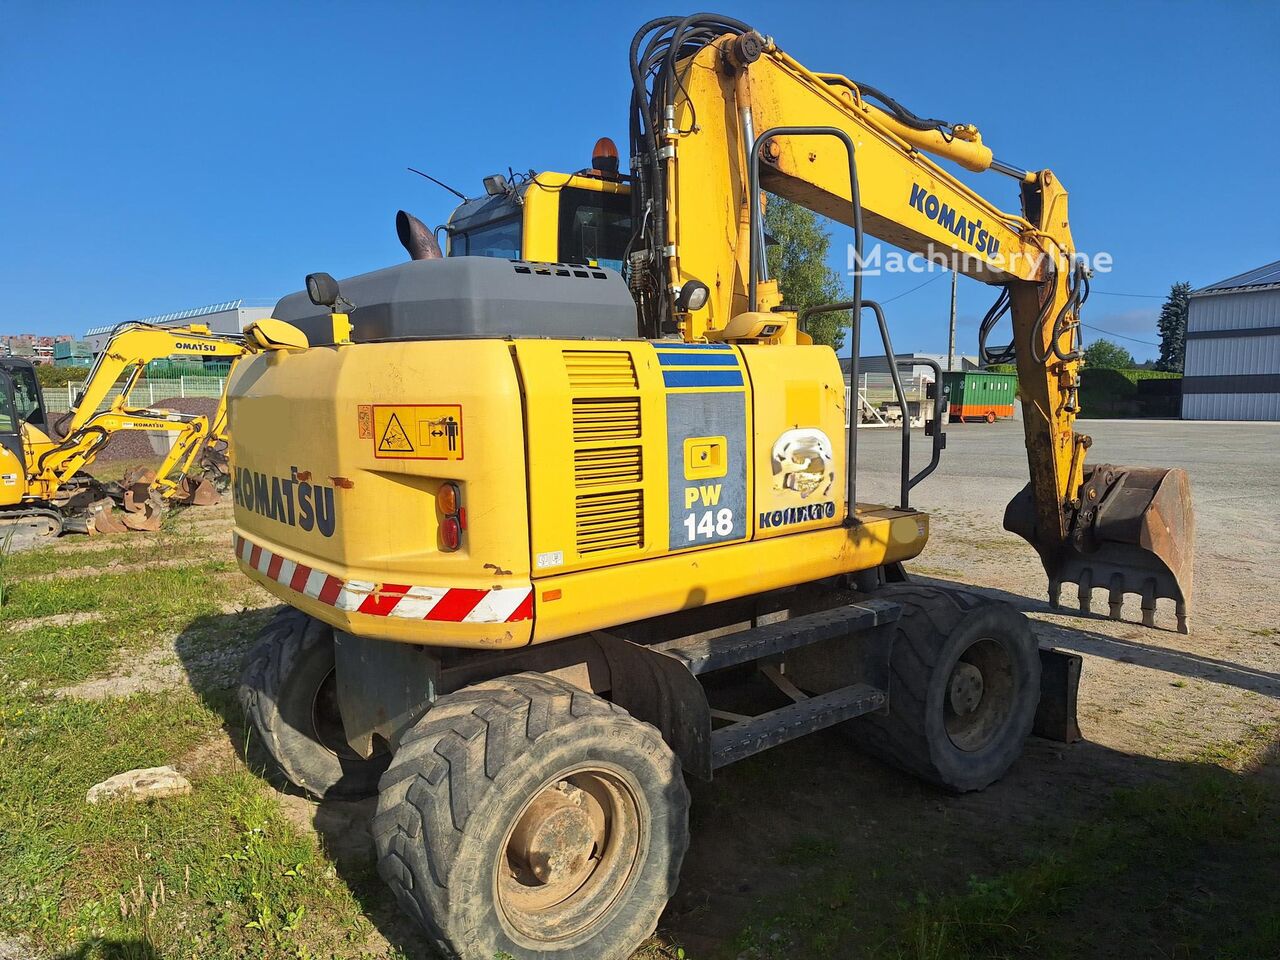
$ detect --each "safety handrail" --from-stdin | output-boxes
[799,300,947,513]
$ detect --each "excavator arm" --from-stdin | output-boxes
[27,323,252,502]
[626,17,1193,631]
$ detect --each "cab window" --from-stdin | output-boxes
[557,187,631,271]
[0,374,17,434]
[450,217,522,259]
[9,367,43,426]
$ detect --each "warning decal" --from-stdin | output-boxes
[378,413,414,453]
[370,404,464,461]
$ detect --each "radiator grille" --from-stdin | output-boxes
[574,446,642,488]
[563,350,638,390]
[575,490,644,553]
[571,397,641,442]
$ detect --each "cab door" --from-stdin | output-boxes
[0,369,29,505]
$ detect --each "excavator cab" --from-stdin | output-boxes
[439,151,632,273]
[0,357,49,436]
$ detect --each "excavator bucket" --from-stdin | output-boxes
[87,498,128,536]
[172,474,221,506]
[1005,464,1194,634]
[197,441,232,492]
[120,501,164,532]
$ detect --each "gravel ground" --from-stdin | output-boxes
[857,418,1280,752]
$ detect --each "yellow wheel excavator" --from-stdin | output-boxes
[0,319,306,540]
[229,14,1195,959]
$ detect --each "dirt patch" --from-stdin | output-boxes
[178,735,241,779]
[26,556,207,583]
[55,632,247,701]
[0,936,39,960]
[4,610,106,633]
[54,646,187,700]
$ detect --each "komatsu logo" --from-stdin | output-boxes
[174,341,218,352]
[908,183,1000,256]
[758,501,836,529]
[233,466,337,537]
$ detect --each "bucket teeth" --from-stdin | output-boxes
[1108,574,1125,620]
[1047,567,1191,634]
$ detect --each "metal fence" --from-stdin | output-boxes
[44,376,226,414]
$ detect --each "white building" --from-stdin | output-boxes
[84,299,273,354]
[1183,260,1280,421]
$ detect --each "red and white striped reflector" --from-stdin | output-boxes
[233,533,533,623]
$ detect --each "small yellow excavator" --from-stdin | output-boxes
[0,319,305,539]
[228,14,1195,959]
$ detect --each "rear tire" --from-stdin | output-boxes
[238,607,390,799]
[985,410,997,424]
[847,585,1040,792]
[373,672,689,960]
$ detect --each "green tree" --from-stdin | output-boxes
[1156,281,1191,372]
[764,196,849,350]
[1083,338,1136,369]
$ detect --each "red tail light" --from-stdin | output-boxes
[441,515,462,551]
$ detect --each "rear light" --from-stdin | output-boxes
[439,482,463,551]
[441,515,462,551]
[438,482,459,515]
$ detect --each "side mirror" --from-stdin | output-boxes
[305,272,341,308]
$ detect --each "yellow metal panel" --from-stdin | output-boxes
[512,339,671,576]
[0,446,25,506]
[530,508,927,643]
[228,340,532,616]
[741,344,847,538]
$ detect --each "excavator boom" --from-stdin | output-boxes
[623,17,1193,630]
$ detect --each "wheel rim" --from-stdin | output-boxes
[310,668,387,764]
[495,765,645,944]
[944,637,1015,752]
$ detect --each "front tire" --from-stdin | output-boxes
[848,585,1041,792]
[373,672,689,960]
[238,608,390,799]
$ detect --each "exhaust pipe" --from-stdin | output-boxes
[396,210,443,261]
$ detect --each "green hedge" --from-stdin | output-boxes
[977,365,1181,417]
[1080,368,1181,418]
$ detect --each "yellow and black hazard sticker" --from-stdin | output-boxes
[368,404,464,461]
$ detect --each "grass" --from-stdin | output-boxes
[2,488,1278,959]
[0,502,383,958]
[724,727,1280,960]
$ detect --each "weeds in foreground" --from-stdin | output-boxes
[0,522,14,606]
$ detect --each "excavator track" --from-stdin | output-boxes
[0,507,64,543]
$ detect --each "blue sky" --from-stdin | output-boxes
[3,1,1278,360]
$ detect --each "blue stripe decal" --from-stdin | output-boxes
[662,369,745,388]
[654,343,732,350]
[655,352,742,367]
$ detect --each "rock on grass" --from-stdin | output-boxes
[86,766,192,804]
